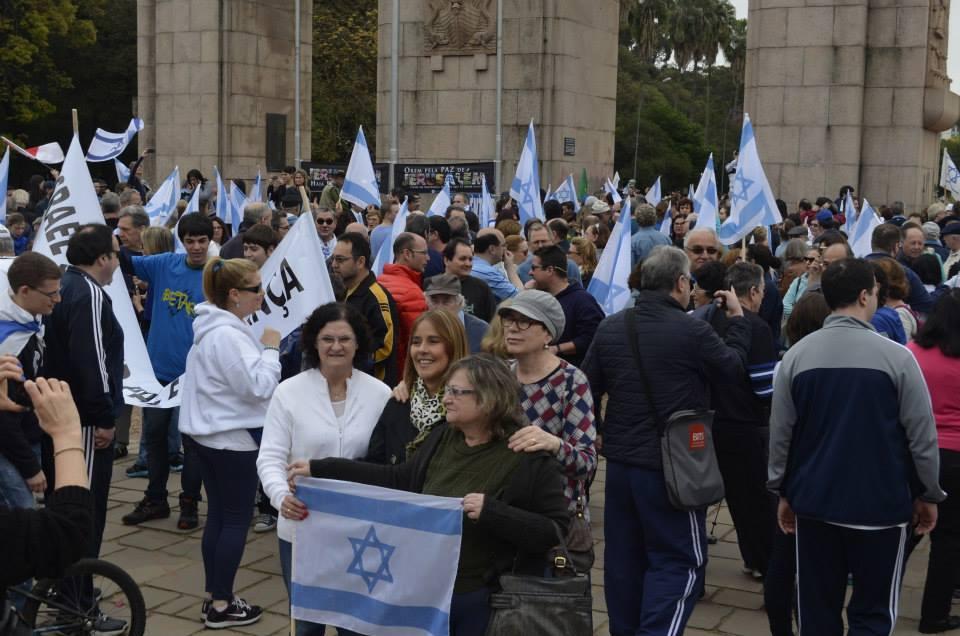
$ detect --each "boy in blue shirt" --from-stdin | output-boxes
[122,214,213,529]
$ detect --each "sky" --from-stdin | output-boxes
[731,0,960,93]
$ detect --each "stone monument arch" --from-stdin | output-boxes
[744,0,960,211]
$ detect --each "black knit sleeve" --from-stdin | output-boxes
[0,486,93,588]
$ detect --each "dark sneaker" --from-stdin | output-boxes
[91,610,128,636]
[204,598,262,629]
[124,463,148,478]
[169,453,184,473]
[177,495,199,530]
[113,444,128,461]
[200,599,211,621]
[253,513,277,533]
[122,498,170,526]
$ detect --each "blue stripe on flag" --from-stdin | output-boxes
[292,583,449,634]
[297,485,461,535]
[341,181,380,207]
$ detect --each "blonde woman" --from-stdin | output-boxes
[568,237,598,287]
[179,257,282,628]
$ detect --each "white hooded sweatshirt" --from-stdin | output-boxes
[179,302,281,451]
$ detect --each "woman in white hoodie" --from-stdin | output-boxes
[257,302,390,636]
[179,257,281,630]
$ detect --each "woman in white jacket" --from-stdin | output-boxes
[179,257,281,630]
[257,302,390,636]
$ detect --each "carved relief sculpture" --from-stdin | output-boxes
[927,0,951,88]
[424,0,496,54]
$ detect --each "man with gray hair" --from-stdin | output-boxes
[630,202,671,265]
[582,245,751,636]
[219,202,272,259]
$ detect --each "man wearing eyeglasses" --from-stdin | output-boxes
[43,225,129,634]
[0,253,63,511]
[684,227,723,270]
[312,207,338,260]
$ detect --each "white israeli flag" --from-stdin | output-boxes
[588,198,633,315]
[145,166,180,227]
[214,166,231,224]
[646,176,662,208]
[850,198,881,257]
[842,189,858,234]
[250,169,263,203]
[173,186,200,254]
[692,154,720,232]
[291,478,463,636]
[510,120,544,225]
[114,158,130,185]
[659,202,673,236]
[372,198,409,276]
[229,181,248,233]
[718,114,782,245]
[342,126,382,209]
[85,117,144,162]
[941,149,960,198]
[479,174,495,228]
[427,177,452,217]
[604,178,622,204]
[552,174,580,212]
[0,147,8,223]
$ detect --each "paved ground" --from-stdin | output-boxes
[104,425,940,635]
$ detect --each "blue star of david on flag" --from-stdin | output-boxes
[949,166,960,186]
[347,525,395,593]
[730,173,754,206]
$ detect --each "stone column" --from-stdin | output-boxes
[137,0,312,185]
[376,0,618,194]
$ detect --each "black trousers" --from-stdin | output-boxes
[921,449,960,624]
[714,422,776,573]
[796,517,906,636]
[765,527,797,636]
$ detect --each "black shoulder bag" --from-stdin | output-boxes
[624,308,724,510]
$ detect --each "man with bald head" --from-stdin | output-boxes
[685,227,722,270]
[471,228,523,302]
[344,222,369,238]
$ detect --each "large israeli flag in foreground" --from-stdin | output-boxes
[719,114,782,245]
[86,118,144,162]
[510,121,544,225]
[588,198,633,315]
[342,126,382,209]
[292,478,463,636]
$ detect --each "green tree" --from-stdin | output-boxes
[312,0,377,162]
[0,1,101,130]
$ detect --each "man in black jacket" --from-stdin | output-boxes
[0,253,62,511]
[44,225,124,570]
[692,262,777,580]
[582,245,751,636]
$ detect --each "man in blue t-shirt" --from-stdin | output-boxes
[122,214,213,529]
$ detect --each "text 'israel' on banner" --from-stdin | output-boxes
[31,134,178,408]
[246,211,336,337]
[291,478,463,636]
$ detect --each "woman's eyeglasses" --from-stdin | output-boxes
[237,283,262,294]
[444,385,477,399]
[501,314,536,331]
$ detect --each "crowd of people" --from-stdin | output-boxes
[2,164,960,636]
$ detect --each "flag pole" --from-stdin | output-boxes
[72,109,79,136]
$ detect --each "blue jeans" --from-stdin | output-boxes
[0,443,40,511]
[278,539,363,636]
[194,440,258,601]
[135,415,181,466]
